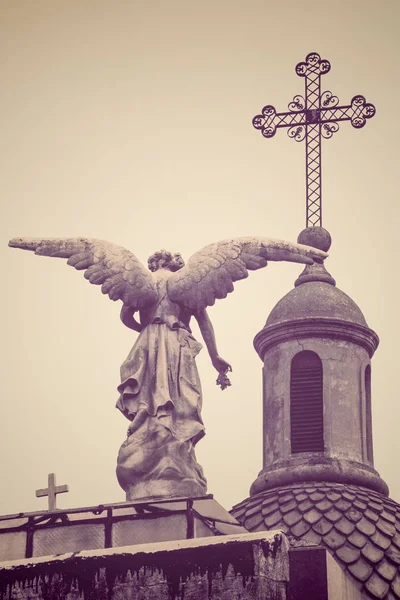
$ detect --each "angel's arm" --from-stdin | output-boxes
[120,306,142,332]
[194,309,231,375]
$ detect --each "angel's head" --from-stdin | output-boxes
[147,249,185,272]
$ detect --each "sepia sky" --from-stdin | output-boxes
[1,0,399,516]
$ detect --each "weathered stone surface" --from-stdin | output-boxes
[0,531,289,600]
[231,481,400,599]
[336,545,359,564]
[264,510,281,528]
[325,508,343,523]
[348,558,373,582]
[9,236,326,502]
[313,518,333,536]
[303,509,321,525]
[291,521,311,538]
[371,530,392,551]
[117,423,207,501]
[365,572,390,599]
[297,226,332,252]
[323,529,346,550]
[348,531,368,549]
[251,329,386,498]
[377,559,397,582]
[356,517,376,537]
[361,542,384,564]
[335,516,355,536]
[283,510,302,527]
[264,277,367,328]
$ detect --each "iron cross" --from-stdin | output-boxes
[35,473,69,510]
[252,52,376,227]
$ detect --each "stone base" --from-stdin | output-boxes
[250,456,389,497]
[116,421,207,501]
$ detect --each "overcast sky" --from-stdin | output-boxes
[1,0,399,516]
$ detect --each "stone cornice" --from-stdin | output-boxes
[254,317,379,360]
[250,457,389,497]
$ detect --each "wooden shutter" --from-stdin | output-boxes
[290,351,324,453]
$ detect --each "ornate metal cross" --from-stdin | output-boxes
[252,52,376,227]
[36,473,69,510]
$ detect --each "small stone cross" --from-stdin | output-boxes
[252,52,376,227]
[35,473,69,510]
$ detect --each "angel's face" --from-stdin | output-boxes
[169,252,185,272]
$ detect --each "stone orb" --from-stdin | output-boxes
[297,226,332,252]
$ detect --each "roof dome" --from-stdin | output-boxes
[266,227,367,328]
[266,280,368,328]
[254,257,378,361]
[231,482,400,600]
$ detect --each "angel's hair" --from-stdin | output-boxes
[147,250,185,272]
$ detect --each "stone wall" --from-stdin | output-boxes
[0,531,289,600]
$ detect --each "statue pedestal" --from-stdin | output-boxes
[116,421,207,501]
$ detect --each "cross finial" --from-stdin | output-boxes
[252,52,376,227]
[35,473,69,511]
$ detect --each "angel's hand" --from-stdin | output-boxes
[212,355,232,374]
[262,240,326,264]
[213,356,232,390]
[216,371,232,391]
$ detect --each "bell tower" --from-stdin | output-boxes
[232,50,400,600]
[231,229,400,598]
[251,227,387,498]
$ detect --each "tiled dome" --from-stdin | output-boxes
[231,482,400,600]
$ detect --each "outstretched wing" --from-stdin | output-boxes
[168,237,327,311]
[9,237,157,309]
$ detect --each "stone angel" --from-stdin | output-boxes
[9,237,326,500]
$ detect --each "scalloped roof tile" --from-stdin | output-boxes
[231,482,400,600]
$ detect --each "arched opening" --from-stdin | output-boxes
[290,350,324,453]
[365,364,374,463]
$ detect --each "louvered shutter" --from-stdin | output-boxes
[290,351,324,453]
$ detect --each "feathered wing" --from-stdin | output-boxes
[167,237,327,311]
[8,237,157,309]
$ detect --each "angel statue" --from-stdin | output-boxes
[9,236,326,501]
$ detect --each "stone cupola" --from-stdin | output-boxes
[231,228,400,600]
[251,226,387,498]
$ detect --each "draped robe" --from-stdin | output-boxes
[116,271,205,445]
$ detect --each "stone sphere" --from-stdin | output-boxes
[297,226,332,251]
